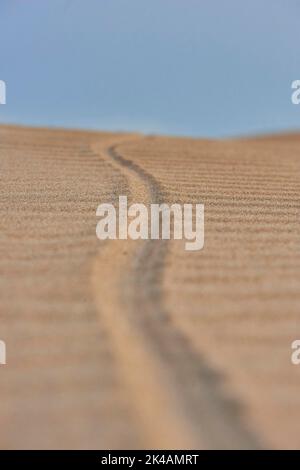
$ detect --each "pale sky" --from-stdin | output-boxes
[0,0,299,137]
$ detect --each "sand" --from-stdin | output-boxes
[0,124,299,449]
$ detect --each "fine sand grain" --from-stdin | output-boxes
[0,125,300,449]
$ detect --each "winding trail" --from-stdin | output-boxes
[91,139,262,449]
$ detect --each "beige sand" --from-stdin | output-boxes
[0,124,299,449]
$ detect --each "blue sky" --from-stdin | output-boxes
[0,0,299,137]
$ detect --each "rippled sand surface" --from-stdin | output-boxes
[0,125,299,449]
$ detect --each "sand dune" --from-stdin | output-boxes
[0,125,300,449]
